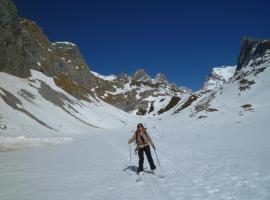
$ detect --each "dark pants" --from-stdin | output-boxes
[138,145,156,172]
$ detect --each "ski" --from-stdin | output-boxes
[150,172,165,179]
[144,169,165,179]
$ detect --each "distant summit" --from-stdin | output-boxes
[155,73,167,82]
[131,69,151,81]
[203,66,236,91]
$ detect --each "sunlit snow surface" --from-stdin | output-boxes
[0,113,269,200]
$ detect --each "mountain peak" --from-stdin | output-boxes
[154,72,167,82]
[116,72,130,82]
[203,66,236,91]
[132,69,150,81]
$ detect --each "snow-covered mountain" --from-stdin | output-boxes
[166,37,270,120]
[90,68,190,116]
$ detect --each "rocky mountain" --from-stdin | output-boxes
[91,68,190,115]
[0,0,98,102]
[203,66,236,91]
[0,0,190,116]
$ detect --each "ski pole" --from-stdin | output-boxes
[129,144,132,168]
[153,148,165,178]
[154,148,162,170]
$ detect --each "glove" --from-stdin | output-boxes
[152,145,156,150]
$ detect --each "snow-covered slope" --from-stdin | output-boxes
[203,66,236,91]
[0,69,139,150]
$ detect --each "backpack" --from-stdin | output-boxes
[135,130,147,145]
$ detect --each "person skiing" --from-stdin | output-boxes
[128,123,156,175]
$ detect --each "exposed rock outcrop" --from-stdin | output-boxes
[236,36,270,72]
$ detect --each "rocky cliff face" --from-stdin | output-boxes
[0,0,30,77]
[236,36,270,72]
[0,0,97,101]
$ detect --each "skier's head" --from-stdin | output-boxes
[137,123,144,131]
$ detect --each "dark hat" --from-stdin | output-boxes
[137,123,144,128]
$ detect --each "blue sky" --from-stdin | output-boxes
[14,0,270,91]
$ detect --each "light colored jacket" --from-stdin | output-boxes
[128,129,154,149]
